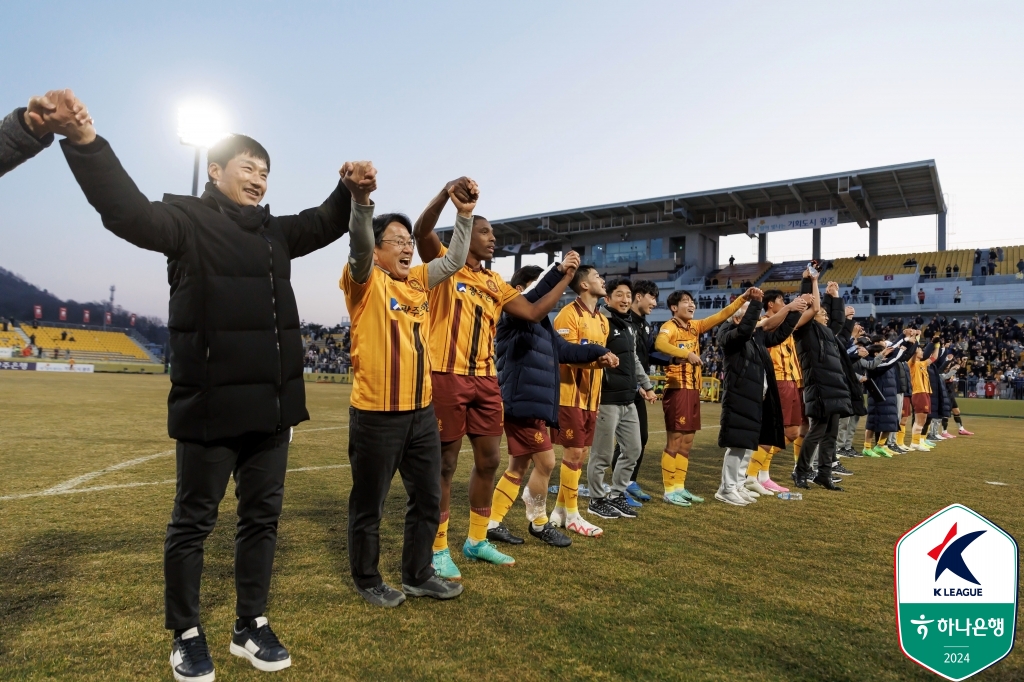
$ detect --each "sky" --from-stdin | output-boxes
[2,1,1023,324]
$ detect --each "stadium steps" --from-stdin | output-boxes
[828,248,974,285]
[706,262,773,288]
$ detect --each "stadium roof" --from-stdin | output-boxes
[438,160,946,248]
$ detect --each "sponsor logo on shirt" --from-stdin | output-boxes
[581,339,590,345]
[557,328,570,335]
[456,282,468,292]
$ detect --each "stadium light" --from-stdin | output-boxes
[177,101,229,197]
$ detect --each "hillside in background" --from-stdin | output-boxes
[0,266,168,346]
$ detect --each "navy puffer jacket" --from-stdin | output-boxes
[866,361,900,433]
[929,355,952,419]
[496,266,608,427]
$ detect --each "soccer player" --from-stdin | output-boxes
[341,166,474,607]
[550,265,619,536]
[743,291,811,494]
[653,288,750,506]
[413,187,578,577]
[908,334,941,451]
[715,291,805,505]
[486,261,613,550]
[50,91,355,679]
[586,278,658,519]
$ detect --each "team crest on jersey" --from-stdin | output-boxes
[408,278,424,292]
[437,418,443,431]
[533,431,544,443]
[487,279,499,293]
[678,416,687,425]
[564,428,574,440]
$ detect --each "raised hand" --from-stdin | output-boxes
[845,305,856,319]
[686,351,702,366]
[446,177,478,205]
[788,297,809,312]
[449,177,478,216]
[597,352,620,368]
[23,91,59,137]
[38,89,95,145]
[339,161,377,204]
[826,281,840,297]
[558,250,580,275]
[856,346,869,358]
[743,287,763,301]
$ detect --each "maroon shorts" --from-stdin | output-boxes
[777,380,806,427]
[553,406,598,448]
[505,416,553,457]
[902,395,913,419]
[431,372,504,443]
[911,392,932,415]
[663,388,701,432]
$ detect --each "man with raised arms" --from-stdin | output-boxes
[413,186,580,577]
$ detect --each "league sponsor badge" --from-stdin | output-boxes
[895,504,1018,680]
[456,282,468,293]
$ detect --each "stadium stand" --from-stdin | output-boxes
[23,325,153,362]
[704,262,773,288]
[760,260,832,292]
[0,329,24,348]
[827,249,974,285]
[989,245,1024,276]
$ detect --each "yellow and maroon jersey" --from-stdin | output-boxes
[554,299,609,411]
[655,296,745,390]
[909,357,932,394]
[769,334,803,387]
[428,247,520,377]
[340,263,432,412]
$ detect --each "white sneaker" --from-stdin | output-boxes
[549,505,567,528]
[744,477,772,496]
[565,512,603,537]
[911,443,930,452]
[736,487,758,503]
[714,490,750,506]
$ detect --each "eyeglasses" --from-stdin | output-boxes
[380,239,415,248]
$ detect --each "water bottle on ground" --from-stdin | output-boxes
[777,492,802,500]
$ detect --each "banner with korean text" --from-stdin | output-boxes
[747,210,838,235]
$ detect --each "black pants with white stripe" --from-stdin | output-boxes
[164,430,289,630]
[348,405,441,590]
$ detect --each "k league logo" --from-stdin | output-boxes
[894,504,1018,681]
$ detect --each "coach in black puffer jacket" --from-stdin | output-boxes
[928,351,952,421]
[717,299,801,452]
[836,308,867,418]
[866,359,900,434]
[793,290,852,421]
[61,136,351,442]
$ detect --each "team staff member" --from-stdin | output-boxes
[340,166,475,607]
[486,262,613,553]
[610,280,662,503]
[413,187,576,577]
[714,292,805,506]
[586,278,657,520]
[550,266,618,537]
[653,289,750,506]
[50,92,355,680]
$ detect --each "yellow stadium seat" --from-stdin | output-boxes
[22,325,151,361]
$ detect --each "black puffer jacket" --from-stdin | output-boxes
[793,290,853,420]
[717,301,800,451]
[62,137,351,441]
[599,306,651,405]
[929,353,952,419]
[836,309,867,417]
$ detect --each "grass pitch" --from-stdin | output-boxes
[0,372,1021,681]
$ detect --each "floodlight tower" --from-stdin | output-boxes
[177,102,229,197]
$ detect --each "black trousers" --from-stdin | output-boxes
[798,414,839,478]
[611,391,649,482]
[164,430,289,630]
[348,405,441,591]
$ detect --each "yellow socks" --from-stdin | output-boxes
[433,511,450,552]
[899,424,908,446]
[490,472,522,524]
[468,507,490,543]
[912,433,921,445]
[674,453,689,491]
[661,451,676,493]
[559,462,582,514]
[747,447,770,478]
[793,436,804,463]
